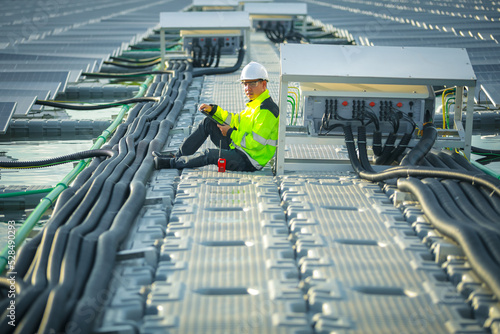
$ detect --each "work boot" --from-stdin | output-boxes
[152,150,176,159]
[154,157,172,170]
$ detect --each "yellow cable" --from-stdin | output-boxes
[441,88,455,129]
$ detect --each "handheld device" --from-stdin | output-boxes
[218,140,226,172]
[200,106,229,126]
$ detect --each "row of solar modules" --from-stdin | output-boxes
[295,0,500,106]
[0,0,187,134]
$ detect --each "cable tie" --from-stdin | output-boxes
[42,195,56,206]
[97,135,107,143]
[55,182,69,190]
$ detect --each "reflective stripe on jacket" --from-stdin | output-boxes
[210,89,279,169]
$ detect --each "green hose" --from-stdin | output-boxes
[0,188,53,199]
[471,161,500,180]
[0,72,156,273]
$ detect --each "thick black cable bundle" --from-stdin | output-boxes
[398,177,500,300]
[399,123,437,166]
[193,47,245,78]
[0,60,194,334]
[342,124,500,302]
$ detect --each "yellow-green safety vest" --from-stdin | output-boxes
[210,89,279,169]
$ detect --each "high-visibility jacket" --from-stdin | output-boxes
[210,89,279,169]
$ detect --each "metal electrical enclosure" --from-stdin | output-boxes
[244,3,308,34]
[276,44,477,174]
[181,30,242,56]
[158,11,251,65]
[300,82,435,136]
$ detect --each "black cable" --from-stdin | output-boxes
[0,149,115,169]
[342,125,500,197]
[424,150,449,169]
[479,187,500,215]
[215,41,222,68]
[357,126,375,173]
[35,97,159,110]
[471,146,500,165]
[440,178,500,235]
[397,177,500,301]
[110,55,161,63]
[0,58,192,332]
[385,132,412,165]
[460,181,500,222]
[472,146,500,155]
[435,150,467,171]
[374,132,397,165]
[2,58,191,333]
[443,149,482,172]
[193,47,245,78]
[103,59,160,69]
[372,130,383,156]
[82,70,175,78]
[399,122,437,166]
[0,276,25,295]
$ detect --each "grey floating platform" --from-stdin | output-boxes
[94,26,495,334]
[1,1,499,333]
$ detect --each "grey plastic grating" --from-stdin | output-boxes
[280,174,484,333]
[284,143,350,161]
[142,170,309,334]
[94,2,494,332]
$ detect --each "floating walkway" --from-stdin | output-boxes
[0,1,499,333]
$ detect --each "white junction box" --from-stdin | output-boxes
[300,82,435,135]
[159,11,251,64]
[181,30,242,55]
[244,2,307,33]
[276,44,477,174]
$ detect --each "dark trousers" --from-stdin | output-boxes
[172,118,257,171]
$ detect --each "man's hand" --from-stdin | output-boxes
[217,124,231,136]
[199,103,212,113]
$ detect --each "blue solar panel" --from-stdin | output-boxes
[302,0,500,105]
[0,102,16,134]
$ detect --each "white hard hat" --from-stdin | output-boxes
[240,61,268,81]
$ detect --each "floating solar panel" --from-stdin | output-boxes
[0,89,50,113]
[0,67,83,83]
[0,71,70,95]
[304,0,500,105]
[0,102,16,134]
[0,95,36,117]
[0,82,61,100]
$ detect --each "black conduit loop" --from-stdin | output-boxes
[0,149,116,169]
[35,97,159,110]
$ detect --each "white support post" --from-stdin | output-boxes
[464,85,475,159]
[160,28,166,69]
[276,76,289,175]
